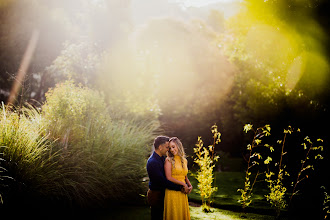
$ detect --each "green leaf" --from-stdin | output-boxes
[264,156,272,164]
[244,124,253,133]
[255,139,262,145]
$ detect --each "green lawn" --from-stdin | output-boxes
[188,172,272,212]
[96,205,276,220]
[97,172,282,220]
[190,206,275,220]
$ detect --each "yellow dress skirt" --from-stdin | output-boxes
[163,156,191,220]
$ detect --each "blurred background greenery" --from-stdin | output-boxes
[1,0,329,154]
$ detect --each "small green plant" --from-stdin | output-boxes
[264,126,324,217]
[193,124,220,212]
[289,136,324,204]
[264,126,292,217]
[237,124,325,217]
[265,169,288,218]
[238,124,270,210]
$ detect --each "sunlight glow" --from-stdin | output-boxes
[169,0,241,8]
[8,30,39,105]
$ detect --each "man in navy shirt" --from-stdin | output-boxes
[147,136,188,220]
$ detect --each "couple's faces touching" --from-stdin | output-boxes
[169,141,178,156]
[160,141,178,156]
[159,142,169,156]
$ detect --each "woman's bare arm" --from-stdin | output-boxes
[185,160,193,193]
[164,159,186,186]
[185,176,192,187]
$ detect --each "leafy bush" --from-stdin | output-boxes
[42,80,110,148]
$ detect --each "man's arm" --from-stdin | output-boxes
[147,161,182,191]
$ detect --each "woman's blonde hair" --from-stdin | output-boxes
[167,137,187,169]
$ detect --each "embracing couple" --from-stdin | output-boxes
[146,136,192,220]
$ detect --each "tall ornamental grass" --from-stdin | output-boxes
[41,81,156,204]
[0,103,61,202]
[0,81,157,207]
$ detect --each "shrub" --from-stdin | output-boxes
[264,126,324,217]
[42,80,110,148]
[193,124,220,212]
[238,124,270,210]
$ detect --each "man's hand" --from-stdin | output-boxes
[181,185,189,194]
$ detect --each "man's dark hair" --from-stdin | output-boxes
[153,136,169,150]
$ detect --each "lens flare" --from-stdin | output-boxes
[7,29,39,105]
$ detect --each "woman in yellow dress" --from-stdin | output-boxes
[164,137,192,220]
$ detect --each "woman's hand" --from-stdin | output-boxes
[185,175,193,194]
[188,185,193,194]
[181,185,189,194]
